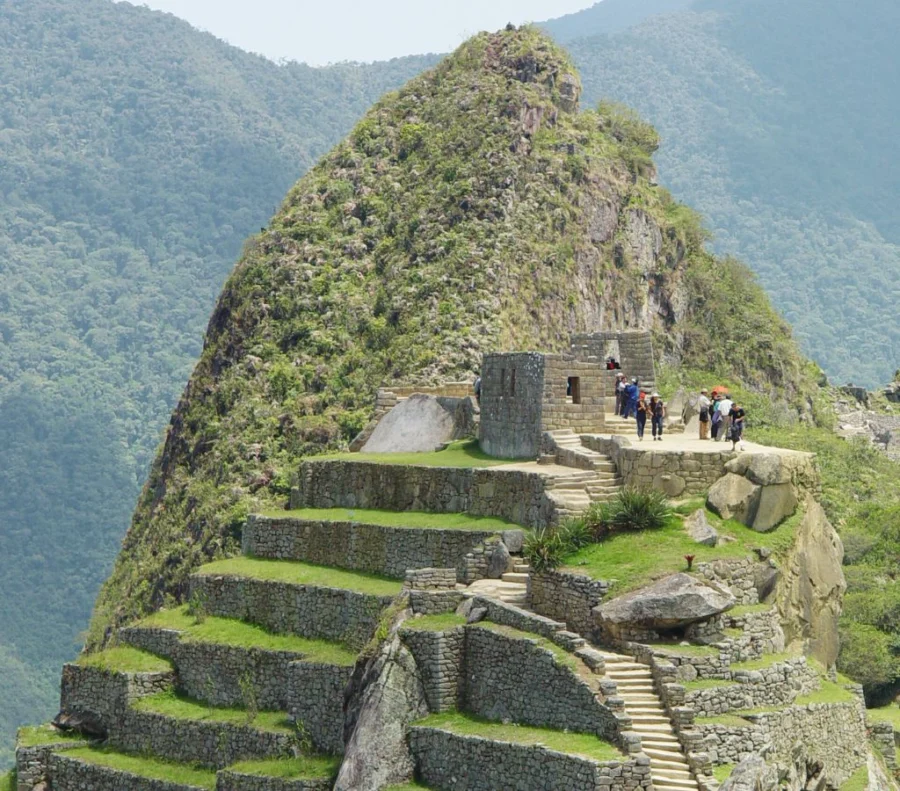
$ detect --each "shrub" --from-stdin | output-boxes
[838,621,899,692]
[602,488,672,532]
[583,501,613,540]
[524,525,569,572]
[557,517,592,551]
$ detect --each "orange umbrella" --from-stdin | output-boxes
[711,385,730,397]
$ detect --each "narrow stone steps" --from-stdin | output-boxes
[650,757,693,771]
[500,572,530,583]
[653,778,698,791]
[654,768,694,780]
[631,714,671,725]
[629,706,668,715]
[513,564,532,573]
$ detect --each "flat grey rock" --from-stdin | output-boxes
[362,393,474,453]
[684,509,718,547]
[594,573,735,634]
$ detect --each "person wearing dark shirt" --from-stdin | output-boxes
[728,403,746,451]
[649,393,666,441]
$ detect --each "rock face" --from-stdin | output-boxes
[335,634,429,791]
[361,394,476,453]
[594,573,735,637]
[719,754,779,791]
[777,498,846,668]
[684,509,718,547]
[707,451,811,532]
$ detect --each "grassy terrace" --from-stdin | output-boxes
[384,784,434,791]
[61,747,216,789]
[695,714,754,728]
[260,507,521,532]
[646,642,720,657]
[226,756,340,779]
[314,439,518,468]
[562,509,801,592]
[137,607,358,665]
[402,613,467,632]
[134,691,292,732]
[713,764,735,784]
[868,704,900,730]
[730,651,798,672]
[18,724,89,748]
[416,712,620,762]
[195,557,403,598]
[0,773,13,791]
[840,765,868,791]
[77,646,173,674]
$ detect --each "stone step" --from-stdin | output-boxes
[608,668,653,677]
[652,777,698,791]
[635,723,677,733]
[653,768,694,781]
[650,757,692,771]
[628,706,667,715]
[631,715,671,725]
[513,564,532,573]
[501,572,530,583]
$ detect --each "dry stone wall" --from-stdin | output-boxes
[217,771,333,791]
[582,436,729,497]
[49,753,200,791]
[286,662,354,753]
[15,741,88,791]
[683,658,820,716]
[479,352,547,458]
[190,574,391,651]
[409,727,652,791]
[293,461,556,528]
[399,626,464,713]
[60,664,174,726]
[529,571,610,637]
[113,710,294,769]
[463,625,619,740]
[243,515,520,583]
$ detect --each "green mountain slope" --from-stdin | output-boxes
[0,0,433,764]
[89,27,814,647]
[560,0,900,385]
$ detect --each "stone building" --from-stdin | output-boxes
[571,331,657,411]
[478,352,607,459]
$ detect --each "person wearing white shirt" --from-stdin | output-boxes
[716,396,734,443]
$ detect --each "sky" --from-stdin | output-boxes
[129,0,597,65]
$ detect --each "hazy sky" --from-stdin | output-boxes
[129,1,597,65]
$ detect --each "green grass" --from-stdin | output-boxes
[226,756,340,780]
[62,747,216,789]
[646,642,720,657]
[134,691,291,732]
[840,764,868,791]
[195,557,403,598]
[0,772,13,791]
[713,764,736,784]
[383,784,434,791]
[315,440,519,468]
[867,704,900,730]
[695,714,754,728]
[795,681,857,706]
[137,608,358,665]
[416,712,620,762]
[17,724,88,747]
[403,614,467,632]
[684,679,734,691]
[731,651,797,672]
[260,507,521,532]
[76,646,173,674]
[729,604,773,618]
[470,622,578,671]
[562,510,800,592]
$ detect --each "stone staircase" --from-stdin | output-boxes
[465,562,532,607]
[542,430,624,519]
[598,650,699,791]
[603,415,685,437]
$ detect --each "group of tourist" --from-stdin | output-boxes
[614,374,747,450]
[613,372,666,442]
[698,388,746,450]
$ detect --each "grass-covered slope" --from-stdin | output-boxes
[89,27,814,643]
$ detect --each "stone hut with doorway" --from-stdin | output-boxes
[571,330,658,413]
[479,352,607,459]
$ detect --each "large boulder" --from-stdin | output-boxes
[752,483,798,533]
[719,755,779,791]
[777,498,846,668]
[361,393,476,453]
[707,473,761,523]
[594,573,735,636]
[335,631,429,791]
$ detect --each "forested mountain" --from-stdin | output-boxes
[0,0,434,766]
[553,0,900,385]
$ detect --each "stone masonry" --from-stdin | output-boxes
[479,352,607,459]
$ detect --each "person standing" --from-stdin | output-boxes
[635,391,648,440]
[728,402,746,451]
[717,393,734,443]
[615,373,627,416]
[710,395,723,441]
[698,389,711,440]
[649,393,666,441]
[623,378,640,419]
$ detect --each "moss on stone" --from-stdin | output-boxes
[416,711,620,761]
[61,747,216,789]
[225,755,340,780]
[76,646,173,674]
[194,557,402,598]
[137,607,358,665]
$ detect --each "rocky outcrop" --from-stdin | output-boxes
[361,394,478,453]
[777,498,846,668]
[594,573,735,638]
[707,451,813,532]
[718,754,779,791]
[335,632,428,791]
[684,510,718,547]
